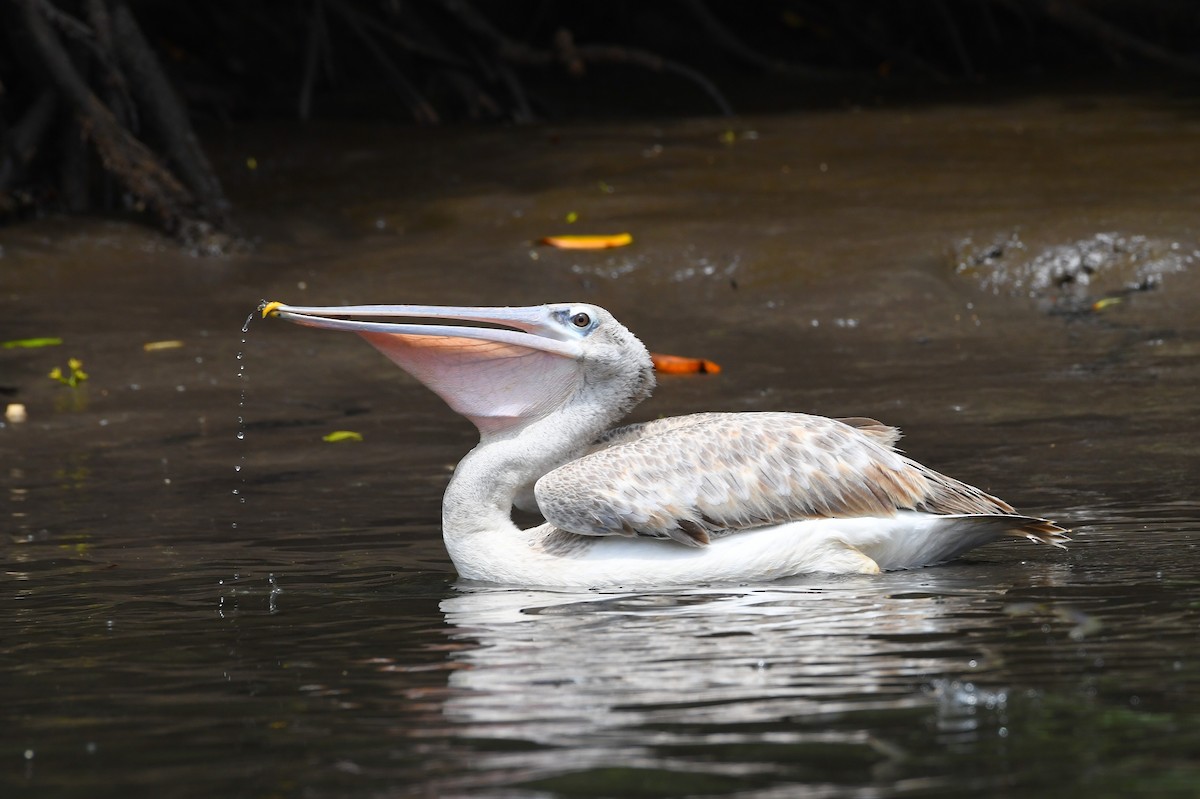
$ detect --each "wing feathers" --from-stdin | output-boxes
[535,412,1063,547]
[835,417,903,449]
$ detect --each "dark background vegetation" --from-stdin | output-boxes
[2,0,1198,243]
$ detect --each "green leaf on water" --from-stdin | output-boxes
[323,430,364,443]
[3,337,63,349]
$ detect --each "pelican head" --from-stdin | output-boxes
[262,301,655,436]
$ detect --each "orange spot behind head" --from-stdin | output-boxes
[651,353,721,375]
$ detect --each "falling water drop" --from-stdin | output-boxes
[233,309,258,531]
[268,572,282,613]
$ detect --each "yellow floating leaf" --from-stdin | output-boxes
[143,340,184,352]
[2,337,62,349]
[540,233,633,250]
[323,430,364,443]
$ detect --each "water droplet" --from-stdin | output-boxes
[234,323,252,538]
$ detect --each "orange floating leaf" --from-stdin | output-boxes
[539,233,633,250]
[651,353,722,375]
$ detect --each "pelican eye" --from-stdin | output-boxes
[570,312,592,328]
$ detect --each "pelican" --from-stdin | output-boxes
[262,300,1067,587]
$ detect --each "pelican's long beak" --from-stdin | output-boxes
[261,301,585,435]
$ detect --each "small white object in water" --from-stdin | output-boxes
[5,403,26,423]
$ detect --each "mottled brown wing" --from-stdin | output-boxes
[534,412,1014,547]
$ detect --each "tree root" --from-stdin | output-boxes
[681,0,856,82]
[4,0,230,246]
[1039,0,1200,78]
[440,0,735,116]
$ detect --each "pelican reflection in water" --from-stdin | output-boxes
[262,301,1066,587]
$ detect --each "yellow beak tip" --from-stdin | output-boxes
[260,300,285,319]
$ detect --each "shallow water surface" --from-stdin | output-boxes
[4,95,1200,797]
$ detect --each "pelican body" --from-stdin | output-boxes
[263,301,1066,588]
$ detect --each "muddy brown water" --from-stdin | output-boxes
[4,95,1200,797]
